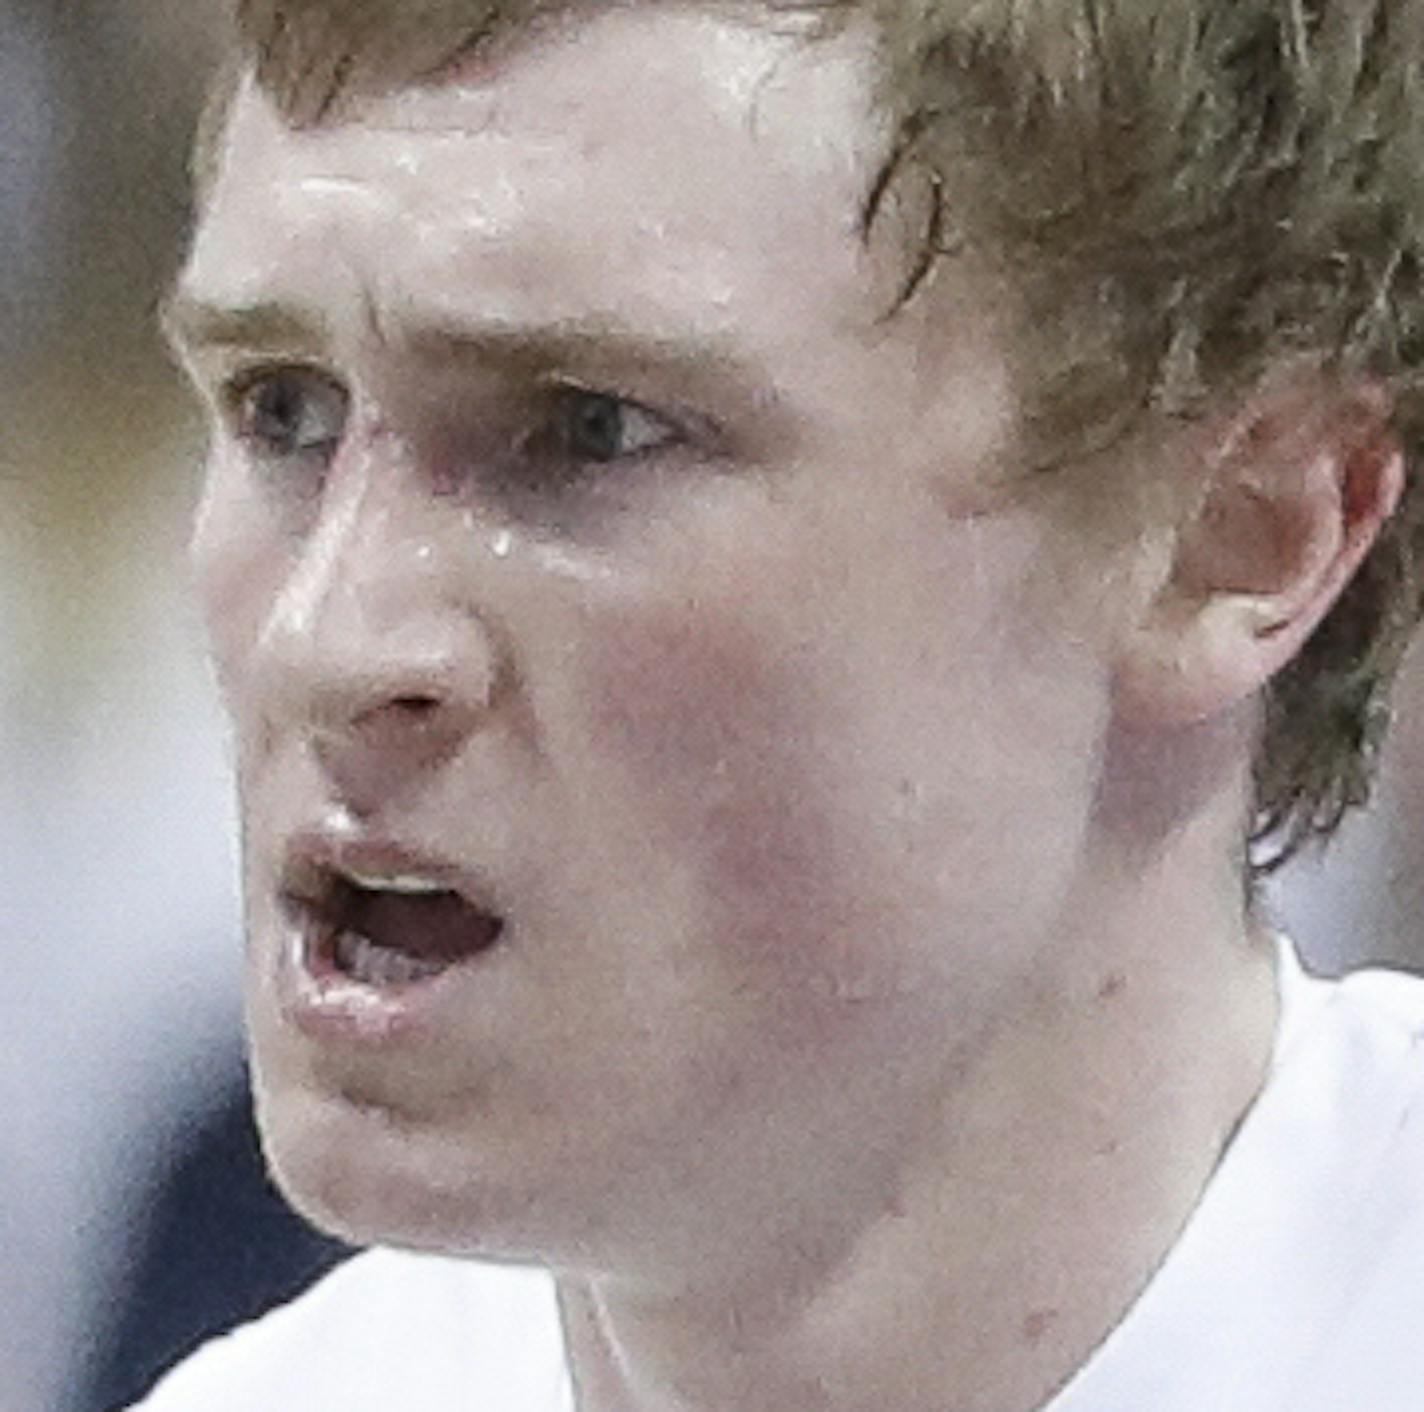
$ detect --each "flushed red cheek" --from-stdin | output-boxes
[574,601,877,1009]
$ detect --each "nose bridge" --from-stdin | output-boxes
[258,451,497,808]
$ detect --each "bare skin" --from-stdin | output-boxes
[169,6,1400,1409]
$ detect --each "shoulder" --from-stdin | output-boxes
[1330,958,1424,1044]
[129,1248,567,1411]
[1045,948,1424,1412]
[1280,949,1424,1104]
[1256,953,1424,1404]
[1269,949,1424,1184]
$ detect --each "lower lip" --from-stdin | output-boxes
[275,908,492,1046]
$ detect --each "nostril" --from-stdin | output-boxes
[343,693,446,736]
[315,687,470,813]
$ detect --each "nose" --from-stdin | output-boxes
[255,480,500,817]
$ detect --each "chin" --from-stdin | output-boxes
[251,1077,606,1266]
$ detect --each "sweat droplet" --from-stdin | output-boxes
[323,804,358,837]
[491,530,513,559]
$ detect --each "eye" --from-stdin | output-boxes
[526,387,681,471]
[228,366,349,465]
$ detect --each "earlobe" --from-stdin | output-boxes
[1113,379,1406,728]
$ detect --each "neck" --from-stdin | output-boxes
[555,753,1279,1412]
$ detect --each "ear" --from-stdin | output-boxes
[1113,373,1406,727]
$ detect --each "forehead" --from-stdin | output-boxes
[186,7,892,349]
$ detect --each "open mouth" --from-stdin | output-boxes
[287,868,506,989]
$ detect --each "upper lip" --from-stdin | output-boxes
[278,824,504,919]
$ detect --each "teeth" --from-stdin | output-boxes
[343,870,450,896]
[333,930,448,986]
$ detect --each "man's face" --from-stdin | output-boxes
[177,5,1124,1271]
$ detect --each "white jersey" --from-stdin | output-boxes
[133,943,1424,1411]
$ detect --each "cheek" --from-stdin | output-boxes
[566,598,899,1010]
[555,526,1114,1013]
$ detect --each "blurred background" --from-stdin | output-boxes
[1,3,1422,1410]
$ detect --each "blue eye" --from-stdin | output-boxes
[532,388,681,469]
[230,366,349,464]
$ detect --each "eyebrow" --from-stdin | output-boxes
[161,288,764,404]
[160,292,328,358]
[394,315,763,405]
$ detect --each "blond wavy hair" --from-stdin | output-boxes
[200,0,1424,871]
